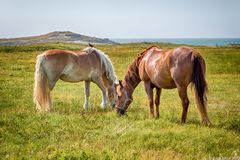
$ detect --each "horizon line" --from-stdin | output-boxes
[111,37,240,39]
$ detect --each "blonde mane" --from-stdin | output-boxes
[83,47,117,82]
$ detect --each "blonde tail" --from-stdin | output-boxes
[33,54,51,112]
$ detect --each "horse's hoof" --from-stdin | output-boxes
[201,120,212,127]
[149,114,155,119]
[83,103,89,111]
[100,103,107,109]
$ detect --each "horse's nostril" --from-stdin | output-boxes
[119,108,125,115]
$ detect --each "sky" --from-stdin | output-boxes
[0,0,240,38]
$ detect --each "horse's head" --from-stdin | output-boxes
[115,80,133,115]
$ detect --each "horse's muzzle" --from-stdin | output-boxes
[116,107,125,115]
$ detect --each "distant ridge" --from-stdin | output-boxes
[0,31,116,46]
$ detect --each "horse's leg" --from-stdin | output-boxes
[44,81,56,112]
[177,86,189,123]
[99,84,107,109]
[155,88,162,119]
[93,77,107,109]
[48,80,57,91]
[46,77,59,112]
[144,81,154,118]
[83,81,90,110]
[100,87,107,109]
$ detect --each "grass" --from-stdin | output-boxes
[0,43,240,159]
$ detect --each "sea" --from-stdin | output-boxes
[111,38,240,46]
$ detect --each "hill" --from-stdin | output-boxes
[0,31,116,46]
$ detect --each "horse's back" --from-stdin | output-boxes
[41,49,102,82]
[140,46,197,89]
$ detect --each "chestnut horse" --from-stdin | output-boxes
[115,46,211,125]
[33,45,118,112]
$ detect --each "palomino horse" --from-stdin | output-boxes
[33,45,118,112]
[115,46,211,125]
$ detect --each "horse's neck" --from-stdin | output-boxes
[123,61,141,97]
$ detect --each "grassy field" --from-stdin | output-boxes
[0,43,240,159]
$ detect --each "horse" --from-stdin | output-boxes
[33,45,118,112]
[115,46,211,125]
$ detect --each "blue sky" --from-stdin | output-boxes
[0,0,240,38]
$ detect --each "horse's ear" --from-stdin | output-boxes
[119,80,123,88]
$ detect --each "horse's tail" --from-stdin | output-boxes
[192,53,211,125]
[33,54,51,112]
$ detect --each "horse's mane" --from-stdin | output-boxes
[83,47,117,82]
[138,46,160,57]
